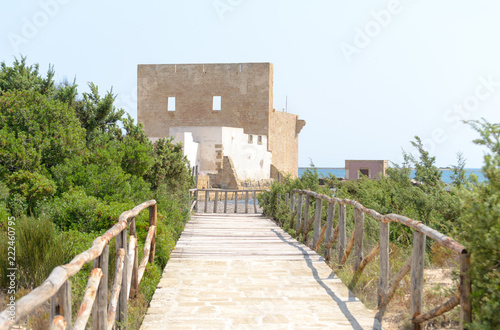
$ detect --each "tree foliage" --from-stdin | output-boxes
[144,137,194,192]
[456,120,500,329]
[0,89,86,175]
[0,57,55,96]
[0,57,194,315]
[73,82,125,141]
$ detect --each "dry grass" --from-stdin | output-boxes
[0,289,50,330]
[325,242,462,329]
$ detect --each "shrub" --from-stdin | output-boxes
[0,89,86,172]
[456,120,500,329]
[13,216,66,289]
[144,137,194,192]
[41,188,100,231]
[7,170,56,215]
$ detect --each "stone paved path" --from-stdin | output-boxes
[141,214,381,329]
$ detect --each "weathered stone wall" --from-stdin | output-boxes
[138,63,272,137]
[211,156,240,189]
[268,110,305,177]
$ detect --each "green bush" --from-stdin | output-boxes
[7,170,56,214]
[57,229,100,320]
[0,89,86,173]
[0,57,195,329]
[38,188,142,232]
[144,137,194,192]
[13,216,66,289]
[456,120,500,329]
[258,166,330,220]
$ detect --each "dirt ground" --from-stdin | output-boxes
[381,268,460,329]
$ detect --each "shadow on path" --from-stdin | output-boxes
[271,228,382,330]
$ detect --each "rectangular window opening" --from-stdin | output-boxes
[359,168,370,178]
[213,96,221,111]
[257,135,262,145]
[167,97,176,111]
[248,135,253,144]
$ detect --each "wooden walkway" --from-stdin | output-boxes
[141,214,381,329]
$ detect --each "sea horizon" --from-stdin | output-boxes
[298,167,486,184]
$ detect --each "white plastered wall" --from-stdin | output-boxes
[165,126,271,180]
[220,127,271,180]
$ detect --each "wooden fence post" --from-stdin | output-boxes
[195,190,199,213]
[93,245,109,329]
[149,204,157,264]
[296,193,303,233]
[460,252,472,328]
[129,219,139,299]
[285,193,289,208]
[289,193,296,228]
[51,316,67,330]
[195,165,198,185]
[224,191,228,213]
[234,191,238,213]
[324,202,335,261]
[302,195,310,240]
[312,198,323,248]
[338,203,347,265]
[204,190,209,213]
[410,231,426,330]
[116,229,128,328]
[213,190,218,213]
[253,191,257,213]
[353,207,365,271]
[245,191,249,213]
[378,221,390,308]
[74,268,103,329]
[50,280,72,327]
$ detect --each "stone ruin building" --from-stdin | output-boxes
[137,62,305,188]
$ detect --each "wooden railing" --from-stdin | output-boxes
[282,189,471,330]
[0,200,158,330]
[191,189,264,214]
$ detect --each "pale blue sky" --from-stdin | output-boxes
[1,0,500,168]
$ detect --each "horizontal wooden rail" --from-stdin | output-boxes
[285,189,471,328]
[195,189,265,192]
[0,200,158,330]
[291,189,465,254]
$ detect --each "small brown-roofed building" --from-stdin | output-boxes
[345,160,388,180]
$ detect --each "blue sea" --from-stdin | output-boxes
[298,168,486,184]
